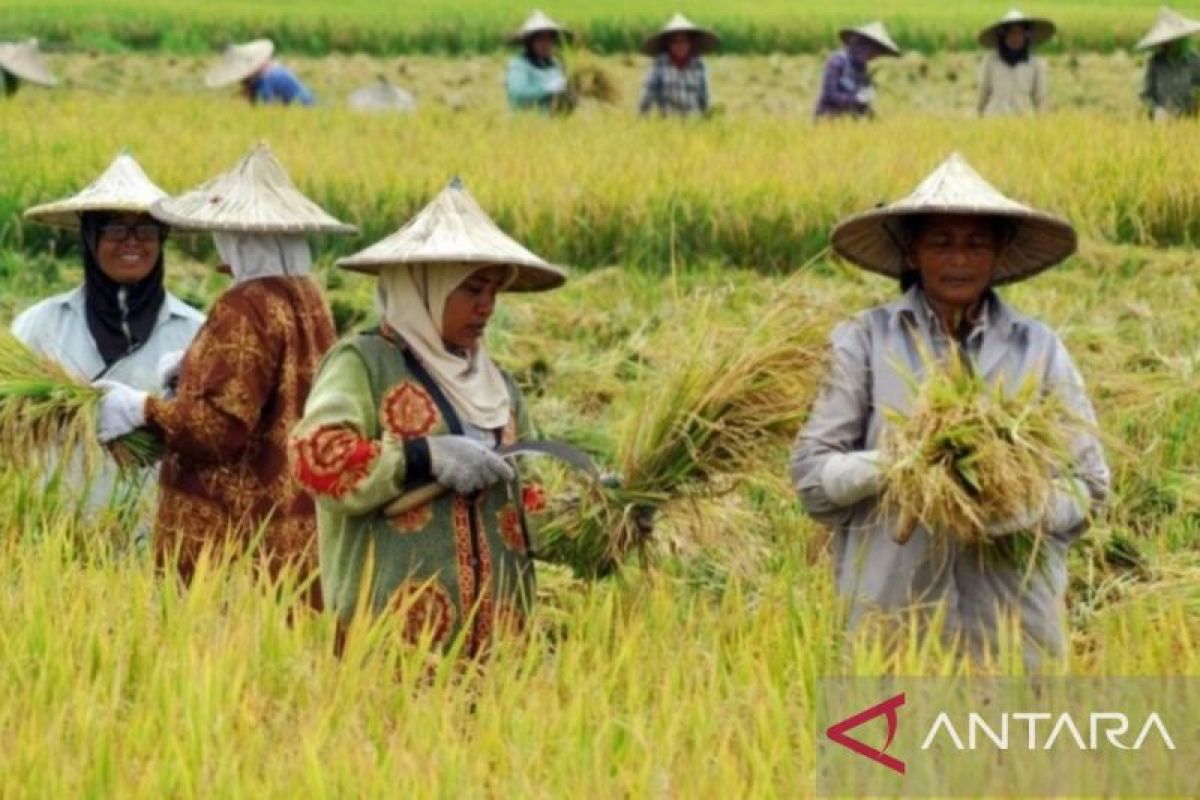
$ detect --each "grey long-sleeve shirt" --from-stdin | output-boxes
[790,286,1109,665]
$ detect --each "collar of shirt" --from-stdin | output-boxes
[893,285,1022,343]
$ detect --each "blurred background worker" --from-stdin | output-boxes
[1137,7,1200,120]
[205,39,315,107]
[813,21,901,120]
[977,9,1055,116]
[638,13,718,117]
[506,10,572,112]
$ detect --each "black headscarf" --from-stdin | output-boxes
[997,24,1032,67]
[523,40,557,69]
[79,212,168,367]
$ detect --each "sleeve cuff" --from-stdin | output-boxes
[402,437,432,490]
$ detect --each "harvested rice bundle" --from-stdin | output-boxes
[0,328,162,469]
[535,291,831,577]
[881,348,1078,548]
[568,66,621,104]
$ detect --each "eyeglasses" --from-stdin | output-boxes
[98,223,162,243]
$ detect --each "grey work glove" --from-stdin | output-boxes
[819,450,885,508]
[427,435,514,495]
[984,478,1091,540]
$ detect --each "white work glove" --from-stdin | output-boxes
[854,87,875,105]
[428,435,514,495]
[546,73,567,94]
[819,450,885,508]
[93,380,149,443]
[984,478,1091,540]
[156,350,186,394]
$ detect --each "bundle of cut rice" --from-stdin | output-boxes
[880,348,1077,549]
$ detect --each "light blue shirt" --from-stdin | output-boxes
[11,285,205,389]
[506,55,567,110]
[10,286,205,541]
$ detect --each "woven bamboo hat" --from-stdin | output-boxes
[643,13,720,56]
[150,142,356,235]
[838,21,902,57]
[507,10,574,46]
[978,9,1057,48]
[204,39,274,88]
[830,152,1077,286]
[0,39,57,87]
[1136,7,1200,50]
[348,77,417,113]
[337,177,566,292]
[25,151,167,229]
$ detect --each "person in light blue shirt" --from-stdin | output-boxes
[205,39,315,107]
[505,10,571,112]
[17,153,205,538]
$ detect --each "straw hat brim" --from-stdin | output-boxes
[1136,20,1200,50]
[204,41,274,88]
[838,28,901,57]
[25,201,162,230]
[150,200,357,235]
[642,28,720,56]
[0,45,58,87]
[831,207,1077,286]
[507,28,575,46]
[978,18,1057,48]
[338,255,567,293]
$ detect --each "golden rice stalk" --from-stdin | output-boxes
[0,328,163,470]
[568,66,621,105]
[880,347,1076,550]
[537,289,832,577]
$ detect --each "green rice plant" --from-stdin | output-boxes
[535,287,831,577]
[0,328,163,470]
[881,346,1078,553]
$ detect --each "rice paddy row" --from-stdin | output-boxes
[0,0,1174,55]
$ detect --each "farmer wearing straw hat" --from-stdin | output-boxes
[91,143,353,606]
[290,178,566,655]
[1136,7,1200,119]
[814,21,901,119]
[638,13,718,117]
[205,39,314,107]
[506,10,572,112]
[14,152,205,532]
[0,39,57,96]
[977,9,1055,116]
[790,153,1110,668]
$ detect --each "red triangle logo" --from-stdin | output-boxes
[825,692,906,775]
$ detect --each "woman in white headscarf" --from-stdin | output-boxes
[92,144,352,607]
[290,179,565,656]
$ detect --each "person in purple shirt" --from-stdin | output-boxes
[814,21,901,120]
[204,39,315,108]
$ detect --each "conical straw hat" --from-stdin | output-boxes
[0,39,57,87]
[507,10,574,46]
[830,152,1076,286]
[1136,7,1200,50]
[337,177,566,292]
[643,13,720,56]
[25,151,167,229]
[150,142,356,235]
[838,21,902,57]
[978,9,1057,48]
[348,77,417,113]
[204,39,274,88]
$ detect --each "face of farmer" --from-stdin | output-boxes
[909,215,1003,312]
[1003,24,1031,51]
[94,212,163,284]
[667,32,694,61]
[530,32,558,60]
[441,266,509,351]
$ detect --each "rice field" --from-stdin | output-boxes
[0,0,1179,54]
[2,12,1200,798]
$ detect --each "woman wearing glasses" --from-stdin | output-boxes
[13,152,204,535]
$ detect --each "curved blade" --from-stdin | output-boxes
[496,440,601,480]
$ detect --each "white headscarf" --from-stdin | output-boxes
[214,232,313,285]
[378,263,516,430]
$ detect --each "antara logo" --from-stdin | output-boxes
[825,692,907,775]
